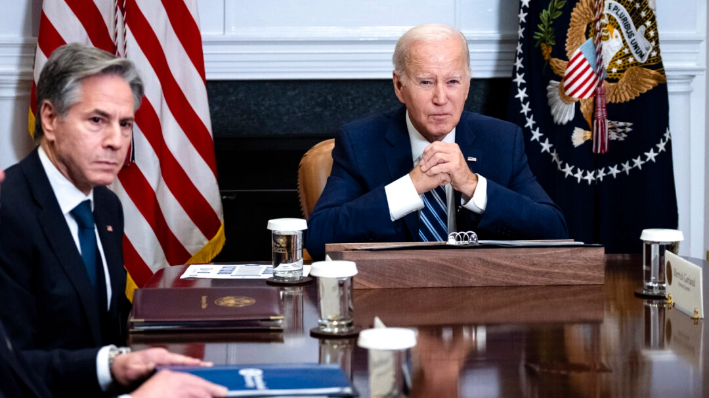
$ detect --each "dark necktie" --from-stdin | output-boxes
[71,200,98,285]
[70,200,109,340]
[418,186,448,242]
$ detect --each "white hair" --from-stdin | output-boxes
[392,24,471,83]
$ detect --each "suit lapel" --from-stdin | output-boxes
[384,106,419,239]
[21,150,102,346]
[455,114,481,174]
[94,188,123,316]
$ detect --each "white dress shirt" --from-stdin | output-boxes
[383,111,488,233]
[38,147,115,390]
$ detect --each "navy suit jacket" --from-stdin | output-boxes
[0,320,51,398]
[306,106,568,260]
[0,148,130,397]
[0,316,128,398]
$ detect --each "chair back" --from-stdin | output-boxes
[298,139,335,219]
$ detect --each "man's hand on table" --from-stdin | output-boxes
[112,347,212,387]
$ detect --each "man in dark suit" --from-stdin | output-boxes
[0,43,213,397]
[0,169,227,398]
[306,24,568,260]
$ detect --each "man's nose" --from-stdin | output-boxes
[103,122,124,149]
[432,82,447,105]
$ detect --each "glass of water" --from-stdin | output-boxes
[267,218,307,281]
[310,260,357,334]
[640,229,683,296]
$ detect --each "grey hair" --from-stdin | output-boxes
[34,42,144,141]
[392,24,471,83]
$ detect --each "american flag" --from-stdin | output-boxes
[28,0,224,299]
[563,38,600,99]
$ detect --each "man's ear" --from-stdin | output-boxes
[39,101,58,141]
[393,71,406,104]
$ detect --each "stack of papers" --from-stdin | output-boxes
[180,264,312,279]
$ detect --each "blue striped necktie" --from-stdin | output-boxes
[418,186,448,242]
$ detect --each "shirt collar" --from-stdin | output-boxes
[405,110,456,163]
[38,146,94,215]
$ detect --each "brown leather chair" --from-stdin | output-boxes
[298,139,335,219]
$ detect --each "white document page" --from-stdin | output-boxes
[180,264,312,279]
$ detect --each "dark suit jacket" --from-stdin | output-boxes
[0,320,51,398]
[0,316,129,398]
[306,106,568,260]
[0,148,130,397]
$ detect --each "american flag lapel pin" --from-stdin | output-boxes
[107,225,113,232]
[467,157,477,162]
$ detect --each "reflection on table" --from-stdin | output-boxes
[130,255,708,397]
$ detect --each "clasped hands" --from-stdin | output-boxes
[410,142,477,198]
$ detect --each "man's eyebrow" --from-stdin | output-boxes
[89,109,134,122]
[90,109,111,118]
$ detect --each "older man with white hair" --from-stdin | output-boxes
[306,23,568,260]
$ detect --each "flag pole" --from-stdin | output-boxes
[592,0,608,154]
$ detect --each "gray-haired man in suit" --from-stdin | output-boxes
[0,44,224,398]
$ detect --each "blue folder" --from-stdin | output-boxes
[163,363,356,397]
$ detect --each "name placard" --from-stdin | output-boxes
[665,252,704,319]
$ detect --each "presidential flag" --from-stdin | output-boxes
[29,0,224,298]
[507,0,678,253]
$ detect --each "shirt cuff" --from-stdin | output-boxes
[462,174,487,214]
[97,345,114,392]
[385,174,424,221]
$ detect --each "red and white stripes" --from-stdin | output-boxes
[563,44,599,99]
[29,0,224,296]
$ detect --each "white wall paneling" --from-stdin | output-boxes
[201,32,518,80]
[667,74,703,257]
[0,37,37,169]
[657,0,707,258]
[1,0,707,255]
[202,0,519,80]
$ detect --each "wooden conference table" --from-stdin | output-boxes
[130,255,708,397]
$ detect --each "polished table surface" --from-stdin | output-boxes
[130,255,708,397]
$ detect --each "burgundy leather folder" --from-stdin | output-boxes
[130,286,283,332]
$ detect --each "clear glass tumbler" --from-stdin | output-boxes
[640,229,683,296]
[267,218,307,280]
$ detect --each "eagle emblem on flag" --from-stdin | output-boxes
[541,0,666,147]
